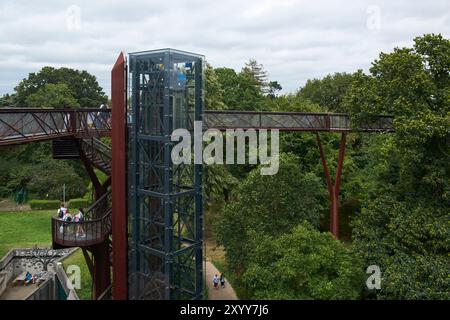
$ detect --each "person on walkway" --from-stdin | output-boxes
[63,210,73,222]
[220,273,225,288]
[213,274,219,289]
[74,208,86,238]
[60,210,73,235]
[24,272,33,286]
[57,203,67,220]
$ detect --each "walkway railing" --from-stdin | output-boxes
[52,192,112,248]
[0,108,111,146]
[80,138,112,175]
[203,110,394,132]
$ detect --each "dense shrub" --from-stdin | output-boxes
[241,223,365,299]
[68,198,90,210]
[27,160,87,200]
[215,153,326,273]
[29,199,60,210]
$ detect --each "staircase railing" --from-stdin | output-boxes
[80,138,112,174]
[52,191,112,247]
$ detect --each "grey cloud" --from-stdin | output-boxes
[0,0,449,97]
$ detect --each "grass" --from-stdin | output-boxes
[0,209,93,300]
[62,248,93,300]
[0,210,53,257]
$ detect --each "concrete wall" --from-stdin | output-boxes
[0,248,77,299]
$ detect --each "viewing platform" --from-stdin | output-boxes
[52,192,112,248]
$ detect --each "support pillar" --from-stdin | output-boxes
[91,240,111,299]
[77,142,111,299]
[111,52,128,300]
[316,132,347,239]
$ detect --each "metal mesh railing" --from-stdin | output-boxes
[52,192,112,247]
[0,108,111,145]
[203,110,394,132]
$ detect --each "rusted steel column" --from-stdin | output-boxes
[315,133,347,239]
[111,52,128,300]
[91,241,111,299]
[332,133,347,238]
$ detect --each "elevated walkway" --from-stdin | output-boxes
[0,108,111,146]
[203,110,394,132]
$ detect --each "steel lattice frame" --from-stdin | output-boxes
[203,110,394,132]
[0,108,111,146]
[128,49,204,300]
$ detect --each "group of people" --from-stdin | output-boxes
[57,203,86,238]
[213,273,226,289]
[23,271,48,286]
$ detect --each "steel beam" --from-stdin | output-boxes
[111,52,128,300]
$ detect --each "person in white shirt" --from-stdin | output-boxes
[57,203,67,220]
[74,208,86,238]
[213,274,219,289]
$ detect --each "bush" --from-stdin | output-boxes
[29,199,60,210]
[68,198,90,210]
[241,223,365,299]
[27,160,87,200]
[215,153,326,272]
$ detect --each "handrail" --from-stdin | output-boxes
[52,190,112,247]
[203,110,394,132]
[0,108,111,146]
[51,209,112,247]
[80,138,112,174]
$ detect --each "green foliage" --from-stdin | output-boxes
[29,199,60,210]
[205,63,226,110]
[68,198,90,210]
[25,83,80,109]
[27,160,87,200]
[0,93,15,107]
[214,67,242,109]
[0,210,53,258]
[297,72,355,112]
[204,164,239,204]
[215,62,267,111]
[215,153,326,272]
[267,81,282,99]
[14,66,107,108]
[267,94,324,113]
[241,59,268,91]
[62,249,93,300]
[347,34,450,299]
[241,223,364,299]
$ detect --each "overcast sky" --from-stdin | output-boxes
[0,0,448,98]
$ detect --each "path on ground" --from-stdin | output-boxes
[0,284,36,300]
[205,261,238,300]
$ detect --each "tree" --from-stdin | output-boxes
[241,59,268,91]
[27,160,87,200]
[205,63,226,110]
[0,93,15,107]
[215,153,326,273]
[297,72,355,112]
[14,66,107,108]
[346,34,450,299]
[25,83,80,109]
[214,67,242,109]
[241,223,364,299]
[215,61,268,111]
[267,81,282,99]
